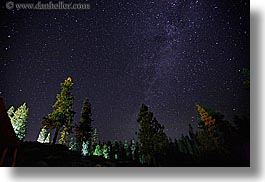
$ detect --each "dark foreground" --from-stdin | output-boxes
[13,142,249,167]
[15,142,140,167]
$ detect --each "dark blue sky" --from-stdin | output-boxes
[0,0,249,141]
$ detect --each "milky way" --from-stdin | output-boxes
[0,0,249,141]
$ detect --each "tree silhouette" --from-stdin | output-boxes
[92,128,99,147]
[75,97,93,153]
[136,104,169,166]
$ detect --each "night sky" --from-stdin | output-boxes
[0,0,249,142]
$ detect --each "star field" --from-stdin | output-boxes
[0,0,249,141]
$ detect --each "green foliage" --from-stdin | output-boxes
[37,127,47,143]
[69,137,80,152]
[130,140,137,160]
[44,132,51,143]
[123,140,130,159]
[102,144,110,159]
[42,77,75,144]
[7,106,15,117]
[82,141,89,156]
[58,127,70,145]
[137,104,169,166]
[7,103,29,141]
[93,144,102,156]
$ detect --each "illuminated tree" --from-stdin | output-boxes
[44,132,50,143]
[58,127,71,145]
[196,104,215,128]
[75,97,93,152]
[37,128,48,143]
[7,103,29,141]
[93,144,102,156]
[124,140,130,160]
[7,106,15,118]
[69,137,80,151]
[130,140,137,161]
[195,104,234,157]
[42,77,75,145]
[112,141,119,160]
[136,104,169,166]
[82,141,89,156]
[102,144,110,159]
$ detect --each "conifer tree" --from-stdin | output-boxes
[82,141,89,156]
[42,77,75,145]
[136,104,169,166]
[37,128,48,143]
[130,140,137,161]
[7,106,15,118]
[92,128,99,147]
[44,132,50,143]
[75,97,93,151]
[7,103,29,141]
[152,118,169,156]
[196,104,215,128]
[195,104,234,157]
[102,144,110,159]
[69,137,80,151]
[93,144,102,156]
[188,124,199,156]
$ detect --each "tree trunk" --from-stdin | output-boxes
[52,128,59,145]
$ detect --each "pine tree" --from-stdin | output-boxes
[130,140,137,161]
[102,144,110,159]
[188,124,199,156]
[75,97,93,152]
[37,128,48,143]
[44,132,50,143]
[136,104,169,166]
[7,103,29,141]
[196,104,215,128]
[82,141,89,156]
[188,124,195,140]
[151,118,169,157]
[93,144,102,156]
[42,77,75,145]
[123,140,130,160]
[7,106,15,118]
[195,104,235,158]
[69,137,80,151]
[92,128,99,147]
[137,104,154,164]
[112,141,119,160]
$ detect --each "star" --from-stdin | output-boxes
[0,0,249,142]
